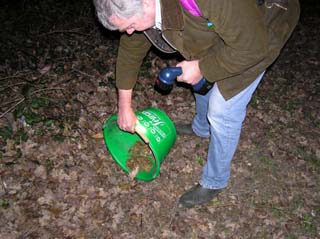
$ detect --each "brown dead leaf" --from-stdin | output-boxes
[91,132,104,139]
[34,165,47,180]
[38,64,51,75]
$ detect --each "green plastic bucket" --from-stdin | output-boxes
[102,107,176,181]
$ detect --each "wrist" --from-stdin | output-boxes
[118,89,133,111]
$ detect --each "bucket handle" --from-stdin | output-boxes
[134,122,150,144]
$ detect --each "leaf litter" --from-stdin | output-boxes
[127,141,154,173]
[0,1,319,238]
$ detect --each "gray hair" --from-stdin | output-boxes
[93,0,144,30]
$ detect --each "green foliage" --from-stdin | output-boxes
[8,83,72,144]
[14,86,51,126]
[22,111,44,125]
[31,97,49,109]
[106,76,116,88]
[270,204,283,218]
[258,155,277,171]
[44,119,54,127]
[285,235,298,239]
[0,199,10,209]
[52,134,65,143]
[0,126,12,139]
[194,155,204,165]
[15,128,28,142]
[282,100,298,113]
[301,213,317,236]
[14,102,43,126]
[250,95,259,109]
[34,129,45,136]
[1,83,70,155]
[0,127,28,143]
[296,146,319,171]
[99,80,107,87]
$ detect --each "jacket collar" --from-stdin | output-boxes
[160,0,184,30]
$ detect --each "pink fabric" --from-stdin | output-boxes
[179,0,202,17]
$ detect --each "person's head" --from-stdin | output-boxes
[93,0,156,34]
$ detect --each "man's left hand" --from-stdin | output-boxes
[176,60,203,85]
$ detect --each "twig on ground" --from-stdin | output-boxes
[0,175,8,195]
[0,71,32,81]
[71,68,95,79]
[30,87,65,96]
[0,82,28,94]
[0,98,25,119]
[0,87,65,119]
[0,97,24,109]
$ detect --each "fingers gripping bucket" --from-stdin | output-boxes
[102,107,176,181]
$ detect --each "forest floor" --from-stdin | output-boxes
[0,1,319,238]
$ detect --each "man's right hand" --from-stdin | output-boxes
[117,89,137,133]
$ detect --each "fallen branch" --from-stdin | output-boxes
[71,68,95,78]
[0,97,24,109]
[0,87,65,119]
[0,82,27,94]
[30,87,65,96]
[0,98,25,119]
[0,71,32,81]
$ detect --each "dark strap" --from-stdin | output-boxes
[144,28,176,53]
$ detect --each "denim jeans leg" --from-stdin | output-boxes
[192,87,213,138]
[200,72,265,189]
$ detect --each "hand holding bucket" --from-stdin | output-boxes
[102,107,176,181]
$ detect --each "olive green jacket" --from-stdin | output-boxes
[116,0,300,99]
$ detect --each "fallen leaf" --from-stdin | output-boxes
[91,132,104,139]
[38,65,51,75]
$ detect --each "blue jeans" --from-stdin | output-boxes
[192,72,265,189]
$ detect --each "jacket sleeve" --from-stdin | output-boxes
[116,32,152,89]
[197,0,269,82]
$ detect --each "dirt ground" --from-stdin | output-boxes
[0,1,319,238]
